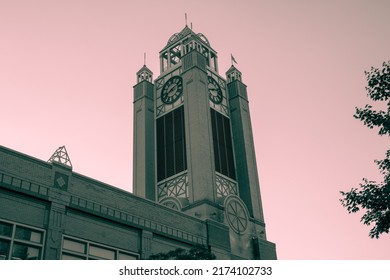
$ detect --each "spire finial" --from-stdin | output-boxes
[144,52,146,66]
[185,13,188,26]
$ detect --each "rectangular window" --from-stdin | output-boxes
[0,219,45,260]
[63,238,86,254]
[11,243,41,260]
[165,112,174,177]
[0,240,10,260]
[89,245,115,260]
[118,252,137,260]
[157,117,166,181]
[157,106,187,181]
[210,109,236,180]
[0,221,12,237]
[62,253,86,260]
[15,226,42,244]
[61,236,138,260]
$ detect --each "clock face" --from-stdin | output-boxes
[224,196,249,234]
[208,76,223,104]
[161,76,183,104]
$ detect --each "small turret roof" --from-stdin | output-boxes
[136,65,153,75]
[226,64,241,74]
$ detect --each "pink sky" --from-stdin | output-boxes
[1,0,389,259]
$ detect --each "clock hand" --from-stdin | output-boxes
[168,85,177,94]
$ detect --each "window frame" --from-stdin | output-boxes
[61,235,139,260]
[0,218,45,260]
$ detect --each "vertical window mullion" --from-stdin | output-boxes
[86,242,90,260]
[8,224,15,260]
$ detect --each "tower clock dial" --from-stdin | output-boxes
[208,76,223,104]
[161,76,183,104]
[224,196,249,234]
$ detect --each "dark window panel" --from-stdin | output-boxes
[174,108,183,172]
[210,109,236,180]
[224,116,236,180]
[0,221,12,237]
[181,107,187,171]
[0,240,10,260]
[15,226,42,244]
[11,243,40,260]
[217,112,228,175]
[210,109,220,172]
[157,106,187,181]
[165,112,174,177]
[156,117,166,181]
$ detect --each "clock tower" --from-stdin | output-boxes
[133,25,276,259]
